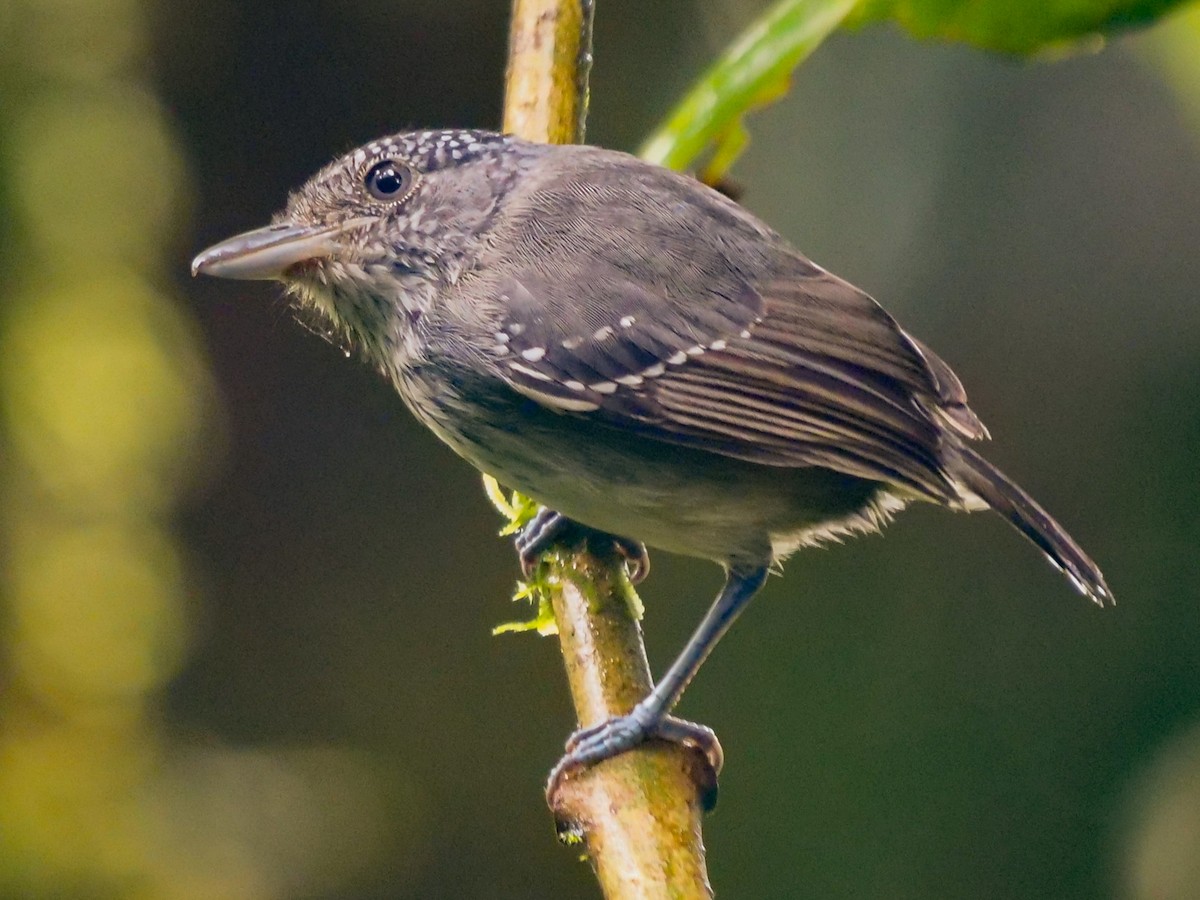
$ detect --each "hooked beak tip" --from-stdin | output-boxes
[191,221,346,281]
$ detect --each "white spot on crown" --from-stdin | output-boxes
[353,130,511,173]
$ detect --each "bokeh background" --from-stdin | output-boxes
[2,1,1199,897]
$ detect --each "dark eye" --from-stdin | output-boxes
[364,159,413,202]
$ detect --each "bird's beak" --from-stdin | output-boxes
[191,221,346,280]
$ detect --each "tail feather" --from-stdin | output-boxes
[952,446,1112,606]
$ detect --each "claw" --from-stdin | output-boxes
[544,566,768,814]
[515,508,568,579]
[516,509,649,583]
[611,536,650,584]
[546,711,723,811]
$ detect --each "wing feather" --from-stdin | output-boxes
[458,146,986,503]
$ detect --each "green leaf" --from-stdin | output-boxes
[853,0,1193,55]
[640,0,860,175]
[641,0,1193,177]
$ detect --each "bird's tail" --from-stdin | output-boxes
[952,445,1111,606]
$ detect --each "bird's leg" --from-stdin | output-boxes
[547,564,770,804]
[514,507,568,577]
[515,507,650,584]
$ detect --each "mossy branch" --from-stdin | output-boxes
[499,2,715,898]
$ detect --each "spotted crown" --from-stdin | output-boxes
[348,129,513,175]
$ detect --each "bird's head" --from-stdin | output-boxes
[193,129,534,356]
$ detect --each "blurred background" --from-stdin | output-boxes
[1,0,1199,897]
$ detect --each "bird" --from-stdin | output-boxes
[193,128,1110,782]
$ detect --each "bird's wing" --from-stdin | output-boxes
[471,151,985,502]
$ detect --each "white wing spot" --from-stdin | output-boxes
[593,325,614,341]
[619,315,636,328]
[590,381,618,394]
[521,346,547,362]
[739,329,752,339]
[509,361,552,382]
[561,336,583,350]
[642,362,666,378]
[709,339,727,351]
[508,322,524,335]
[509,381,600,413]
[686,345,705,357]
[494,331,510,343]
[564,380,587,392]
[616,374,644,386]
[667,351,688,365]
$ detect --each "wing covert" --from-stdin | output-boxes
[461,146,985,502]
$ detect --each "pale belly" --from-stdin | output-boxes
[405,372,899,567]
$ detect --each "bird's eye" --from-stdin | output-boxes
[364,160,413,202]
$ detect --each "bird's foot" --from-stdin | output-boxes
[515,508,649,583]
[546,707,723,810]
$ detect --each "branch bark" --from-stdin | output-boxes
[501,2,715,897]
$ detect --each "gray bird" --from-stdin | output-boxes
[193,129,1110,780]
